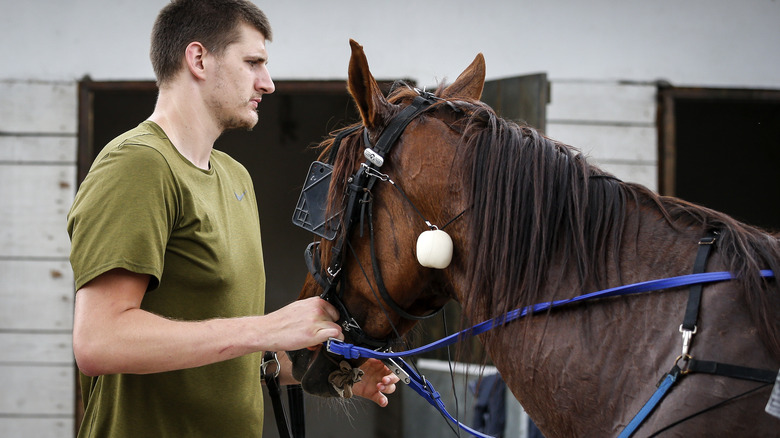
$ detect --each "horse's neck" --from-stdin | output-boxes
[468,208,707,435]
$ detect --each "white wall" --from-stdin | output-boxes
[0,80,77,436]
[1,0,779,436]
[2,0,779,88]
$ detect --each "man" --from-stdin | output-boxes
[67,1,398,436]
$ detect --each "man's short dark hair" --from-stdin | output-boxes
[150,0,272,85]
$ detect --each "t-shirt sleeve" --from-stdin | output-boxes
[67,143,178,291]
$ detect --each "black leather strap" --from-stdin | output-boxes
[262,351,305,438]
[368,94,437,156]
[326,125,362,165]
[367,197,444,321]
[681,232,718,332]
[687,359,777,383]
[287,385,305,438]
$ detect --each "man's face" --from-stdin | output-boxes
[207,22,275,132]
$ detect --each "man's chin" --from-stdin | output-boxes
[219,113,258,132]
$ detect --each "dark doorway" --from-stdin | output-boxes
[659,87,780,232]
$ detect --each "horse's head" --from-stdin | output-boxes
[287,40,486,398]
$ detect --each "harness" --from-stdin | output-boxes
[282,89,779,437]
[618,232,777,437]
[326,242,776,438]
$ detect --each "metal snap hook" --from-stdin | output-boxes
[260,351,280,379]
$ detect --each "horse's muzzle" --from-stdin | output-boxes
[287,347,364,398]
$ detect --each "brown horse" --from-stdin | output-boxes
[288,40,780,437]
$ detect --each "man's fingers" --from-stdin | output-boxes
[309,296,340,322]
[318,324,342,342]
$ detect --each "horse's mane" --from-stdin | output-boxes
[318,84,780,358]
[457,99,780,358]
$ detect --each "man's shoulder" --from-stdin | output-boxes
[92,121,174,170]
[102,121,170,155]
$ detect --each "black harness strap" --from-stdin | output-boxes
[286,385,305,438]
[686,359,777,383]
[367,194,444,321]
[327,125,362,166]
[679,231,718,355]
[368,94,438,157]
[681,232,718,331]
[304,242,330,291]
[262,351,304,438]
[306,241,393,350]
[625,232,777,437]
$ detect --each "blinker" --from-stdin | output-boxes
[292,161,339,240]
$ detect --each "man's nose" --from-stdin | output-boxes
[257,68,275,94]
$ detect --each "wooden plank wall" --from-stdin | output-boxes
[546,81,658,191]
[0,80,77,437]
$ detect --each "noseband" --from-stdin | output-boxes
[294,89,445,351]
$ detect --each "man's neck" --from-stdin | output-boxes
[149,84,220,170]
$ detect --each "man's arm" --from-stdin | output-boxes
[73,268,342,376]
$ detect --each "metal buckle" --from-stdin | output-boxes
[699,232,718,245]
[260,351,280,379]
[326,337,342,355]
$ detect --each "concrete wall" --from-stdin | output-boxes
[2,0,778,436]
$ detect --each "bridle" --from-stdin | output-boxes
[296,88,449,351]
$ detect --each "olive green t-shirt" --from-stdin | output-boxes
[67,121,266,437]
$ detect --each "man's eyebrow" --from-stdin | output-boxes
[246,54,268,64]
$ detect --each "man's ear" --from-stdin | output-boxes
[184,42,207,80]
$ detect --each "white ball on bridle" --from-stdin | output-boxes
[416,228,453,269]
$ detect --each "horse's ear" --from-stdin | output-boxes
[441,53,486,100]
[347,39,392,129]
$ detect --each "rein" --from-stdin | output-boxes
[326,233,776,438]
[328,270,777,360]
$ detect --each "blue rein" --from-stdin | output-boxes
[326,269,776,438]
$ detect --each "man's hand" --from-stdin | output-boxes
[259,297,343,351]
[352,358,401,407]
